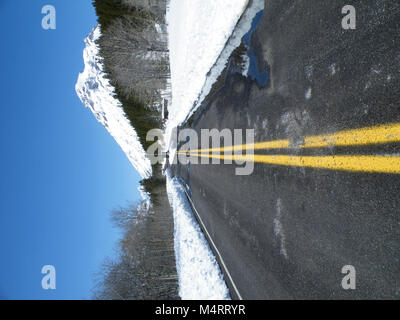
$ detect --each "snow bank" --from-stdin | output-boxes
[166,0,250,155]
[166,0,265,162]
[166,170,230,300]
[190,0,265,120]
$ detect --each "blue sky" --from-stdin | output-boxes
[0,0,142,299]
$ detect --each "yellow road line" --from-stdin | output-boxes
[304,123,400,148]
[186,123,400,153]
[182,153,400,174]
[186,139,289,153]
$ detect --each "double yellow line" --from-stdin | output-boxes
[177,123,400,174]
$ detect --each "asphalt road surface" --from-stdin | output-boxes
[171,0,400,299]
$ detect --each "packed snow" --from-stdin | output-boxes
[75,26,152,179]
[166,170,230,300]
[166,0,249,154]
[186,0,265,123]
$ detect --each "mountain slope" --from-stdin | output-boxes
[75,26,152,179]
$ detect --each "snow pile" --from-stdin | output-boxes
[191,0,264,118]
[166,0,250,150]
[166,0,265,161]
[75,26,152,179]
[166,170,230,300]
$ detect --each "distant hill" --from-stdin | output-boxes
[92,0,170,152]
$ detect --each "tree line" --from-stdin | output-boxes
[92,0,169,152]
[92,188,179,300]
[91,0,177,300]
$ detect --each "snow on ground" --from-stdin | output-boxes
[75,26,152,178]
[166,0,251,159]
[166,170,230,300]
[188,0,264,123]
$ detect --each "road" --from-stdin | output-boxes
[170,0,400,299]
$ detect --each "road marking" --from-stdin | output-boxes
[187,139,289,153]
[183,153,400,174]
[303,123,400,148]
[185,123,400,153]
[181,186,243,300]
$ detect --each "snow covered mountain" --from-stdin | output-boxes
[75,26,152,179]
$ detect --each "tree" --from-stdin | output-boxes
[92,196,179,300]
[92,0,170,151]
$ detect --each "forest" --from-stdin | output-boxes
[92,184,178,300]
[92,0,170,151]
[91,0,178,300]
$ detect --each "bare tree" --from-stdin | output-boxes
[93,194,179,300]
[98,0,170,105]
